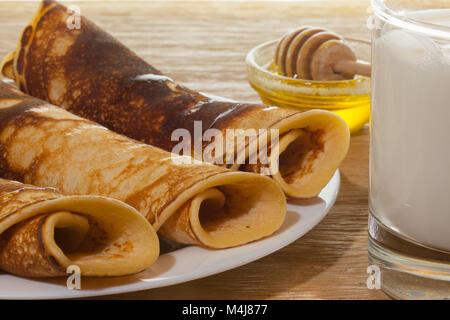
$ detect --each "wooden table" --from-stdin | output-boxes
[0,0,390,299]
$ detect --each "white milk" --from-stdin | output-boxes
[370,9,450,252]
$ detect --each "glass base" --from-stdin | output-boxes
[368,212,450,300]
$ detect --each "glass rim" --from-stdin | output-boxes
[371,0,450,39]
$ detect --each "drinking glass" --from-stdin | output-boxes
[369,0,450,299]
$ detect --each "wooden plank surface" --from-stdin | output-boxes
[0,0,389,299]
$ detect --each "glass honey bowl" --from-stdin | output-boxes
[246,38,371,134]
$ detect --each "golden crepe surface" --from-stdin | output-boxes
[0,81,286,249]
[0,178,159,278]
[0,0,350,198]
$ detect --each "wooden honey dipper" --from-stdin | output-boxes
[275,26,371,80]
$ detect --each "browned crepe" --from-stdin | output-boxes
[0,178,159,277]
[0,0,350,198]
[0,81,286,249]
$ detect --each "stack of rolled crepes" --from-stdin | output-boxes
[0,0,350,279]
[1,0,350,199]
[0,178,158,277]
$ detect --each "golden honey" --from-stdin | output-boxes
[246,40,371,134]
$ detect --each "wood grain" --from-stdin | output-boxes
[0,0,389,299]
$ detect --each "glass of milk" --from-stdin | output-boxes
[369,0,450,299]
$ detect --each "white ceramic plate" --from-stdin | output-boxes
[0,171,340,300]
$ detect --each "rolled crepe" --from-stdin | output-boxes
[0,178,159,277]
[0,81,286,249]
[0,0,350,198]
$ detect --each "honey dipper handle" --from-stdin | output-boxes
[333,60,371,78]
